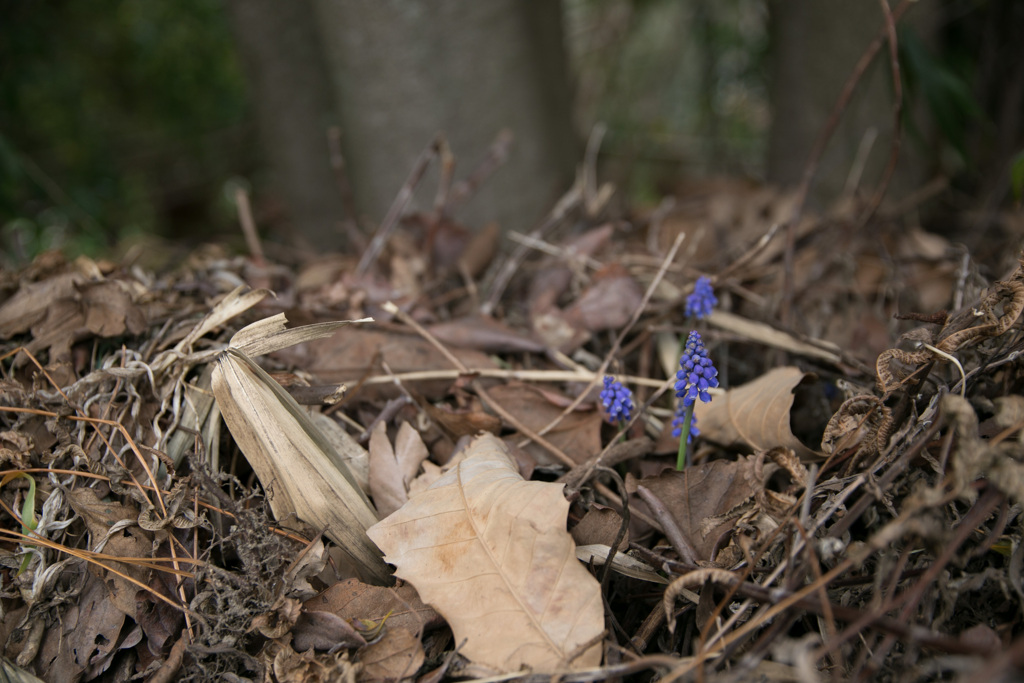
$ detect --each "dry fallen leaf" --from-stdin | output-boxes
[426,315,545,354]
[695,366,823,460]
[304,577,442,636]
[357,627,425,682]
[562,264,644,333]
[484,383,603,466]
[304,328,499,400]
[368,421,429,518]
[37,572,128,682]
[210,314,391,584]
[628,460,761,561]
[65,488,152,618]
[367,433,604,673]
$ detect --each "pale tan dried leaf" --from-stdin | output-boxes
[657,331,681,380]
[166,364,216,468]
[176,285,271,354]
[310,411,369,494]
[368,421,407,519]
[389,423,424,485]
[229,312,373,358]
[211,319,390,584]
[407,460,445,496]
[695,366,822,460]
[366,433,604,672]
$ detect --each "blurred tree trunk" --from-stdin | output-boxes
[225,0,348,249]
[310,0,578,234]
[767,0,935,208]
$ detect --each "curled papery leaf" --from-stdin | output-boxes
[211,315,391,584]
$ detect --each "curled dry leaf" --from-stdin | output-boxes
[211,314,391,584]
[366,433,604,673]
[695,366,823,460]
[368,421,429,518]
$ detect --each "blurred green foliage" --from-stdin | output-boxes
[566,0,770,203]
[0,0,249,264]
[898,25,983,170]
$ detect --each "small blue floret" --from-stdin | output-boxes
[685,276,718,320]
[600,376,634,423]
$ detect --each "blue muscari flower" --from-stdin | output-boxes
[600,376,634,423]
[672,403,700,443]
[675,331,719,406]
[685,276,717,320]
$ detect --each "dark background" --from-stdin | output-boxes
[1,0,1021,265]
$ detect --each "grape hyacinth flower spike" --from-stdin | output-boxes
[674,330,718,470]
[600,376,634,428]
[685,275,718,320]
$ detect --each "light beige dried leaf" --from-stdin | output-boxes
[176,285,271,355]
[310,412,369,494]
[211,317,390,584]
[366,433,604,673]
[368,422,407,519]
[695,366,822,460]
[394,421,428,485]
[229,312,373,358]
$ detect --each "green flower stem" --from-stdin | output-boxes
[676,403,695,471]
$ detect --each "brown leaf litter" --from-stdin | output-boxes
[2,158,1024,682]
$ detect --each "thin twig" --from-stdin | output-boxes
[446,128,514,211]
[635,484,699,566]
[356,136,440,276]
[233,186,264,266]
[327,125,360,224]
